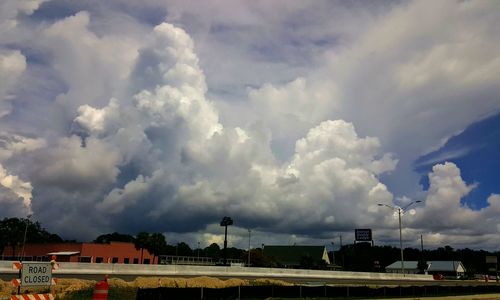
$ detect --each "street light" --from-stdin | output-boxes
[220,216,233,266]
[20,214,32,261]
[331,242,335,266]
[247,229,251,267]
[378,201,421,275]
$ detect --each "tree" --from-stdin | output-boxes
[1,218,27,258]
[135,232,151,264]
[163,244,177,256]
[226,247,244,260]
[95,232,135,244]
[204,243,221,260]
[0,217,63,258]
[299,254,315,269]
[246,249,277,267]
[0,220,7,256]
[176,242,193,256]
[417,259,428,274]
[147,233,167,264]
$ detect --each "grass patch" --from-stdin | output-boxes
[56,288,92,300]
[108,286,137,299]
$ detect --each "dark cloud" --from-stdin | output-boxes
[0,185,27,218]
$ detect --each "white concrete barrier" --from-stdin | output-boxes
[1,261,433,281]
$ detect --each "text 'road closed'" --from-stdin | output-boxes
[21,262,52,287]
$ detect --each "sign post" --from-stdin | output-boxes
[11,261,56,299]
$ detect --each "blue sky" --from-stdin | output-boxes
[415,112,500,210]
[1,0,500,250]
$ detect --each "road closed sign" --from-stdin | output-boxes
[21,262,52,286]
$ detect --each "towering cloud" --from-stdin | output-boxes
[2,15,397,240]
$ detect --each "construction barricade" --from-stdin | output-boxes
[92,275,110,300]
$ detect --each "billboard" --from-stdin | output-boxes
[355,229,372,242]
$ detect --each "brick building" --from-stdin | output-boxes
[3,242,155,264]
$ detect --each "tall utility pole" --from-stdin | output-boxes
[420,235,424,252]
[421,234,424,267]
[247,229,251,267]
[378,201,421,276]
[339,235,344,268]
[398,208,404,275]
[331,242,335,265]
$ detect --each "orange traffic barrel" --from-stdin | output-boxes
[92,275,109,300]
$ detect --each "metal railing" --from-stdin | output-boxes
[159,255,243,266]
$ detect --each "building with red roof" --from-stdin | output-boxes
[3,242,155,264]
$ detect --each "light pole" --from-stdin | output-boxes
[378,201,421,275]
[20,214,32,261]
[331,242,335,266]
[220,216,233,266]
[247,229,251,267]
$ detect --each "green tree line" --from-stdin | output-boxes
[0,217,63,257]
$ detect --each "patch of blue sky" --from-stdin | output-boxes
[30,0,166,26]
[29,0,86,22]
[414,112,500,210]
[249,38,331,67]
[250,43,288,62]
[105,2,167,26]
[209,23,240,35]
[312,38,337,47]
[16,44,52,67]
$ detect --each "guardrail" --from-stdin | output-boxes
[1,261,433,281]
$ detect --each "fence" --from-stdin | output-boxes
[136,284,500,299]
[158,256,243,266]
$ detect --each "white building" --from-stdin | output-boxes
[386,260,466,277]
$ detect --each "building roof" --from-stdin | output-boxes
[47,251,80,256]
[386,261,419,270]
[263,245,330,266]
[427,261,465,272]
[385,260,466,272]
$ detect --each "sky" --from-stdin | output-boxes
[1,0,500,251]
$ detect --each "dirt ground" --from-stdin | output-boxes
[0,276,292,298]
